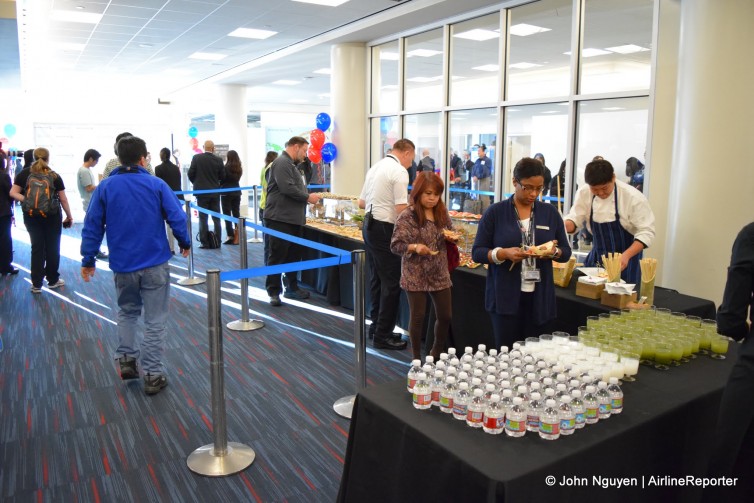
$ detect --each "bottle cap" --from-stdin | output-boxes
[478,344,487,351]
[531,392,542,400]
[459,382,469,389]
[473,388,483,396]
[490,394,501,402]
[446,376,457,384]
[546,399,557,407]
[517,385,527,393]
[585,385,596,393]
[503,389,513,397]
[417,372,427,380]
[425,356,435,363]
[609,377,619,384]
[486,383,496,391]
[560,395,571,403]
[471,377,482,386]
[448,347,457,355]
[411,359,421,366]
[464,346,473,354]
[513,397,523,405]
[572,389,582,398]
[434,370,443,378]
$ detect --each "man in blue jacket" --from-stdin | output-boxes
[80,136,191,396]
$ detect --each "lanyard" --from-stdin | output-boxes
[512,202,535,247]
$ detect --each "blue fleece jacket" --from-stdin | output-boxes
[81,165,191,272]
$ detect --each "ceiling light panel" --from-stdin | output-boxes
[453,28,499,41]
[51,10,103,24]
[509,62,542,69]
[272,79,302,85]
[189,52,227,61]
[509,23,551,37]
[472,64,499,72]
[406,49,442,58]
[228,28,277,39]
[605,44,649,54]
[291,0,351,6]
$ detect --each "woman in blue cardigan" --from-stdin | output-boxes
[472,158,572,350]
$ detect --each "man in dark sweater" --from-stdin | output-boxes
[188,140,225,248]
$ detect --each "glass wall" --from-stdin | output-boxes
[404,29,445,111]
[447,108,497,210]
[507,0,572,100]
[449,13,501,106]
[371,41,400,114]
[370,115,400,167]
[404,112,442,188]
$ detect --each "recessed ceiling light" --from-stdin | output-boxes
[541,111,559,114]
[406,49,442,58]
[406,76,443,83]
[510,23,551,37]
[509,62,542,69]
[52,10,102,24]
[189,52,227,61]
[472,64,499,72]
[272,79,302,85]
[508,108,522,112]
[605,44,649,54]
[139,43,153,48]
[313,68,332,75]
[601,107,625,111]
[228,28,277,39]
[291,0,350,6]
[564,48,611,58]
[453,28,499,41]
[379,51,399,61]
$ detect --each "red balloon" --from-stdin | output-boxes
[190,138,199,148]
[307,146,322,163]
[310,129,325,149]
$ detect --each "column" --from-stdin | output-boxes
[330,43,368,197]
[215,84,249,215]
[662,0,754,304]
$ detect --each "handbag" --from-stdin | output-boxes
[446,241,460,272]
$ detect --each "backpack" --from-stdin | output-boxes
[22,172,60,218]
[197,231,221,249]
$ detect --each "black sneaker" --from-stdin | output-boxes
[269,295,282,307]
[144,373,168,395]
[118,356,139,380]
[283,289,310,300]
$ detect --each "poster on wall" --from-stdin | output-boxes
[214,144,229,162]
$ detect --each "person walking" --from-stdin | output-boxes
[188,140,225,248]
[154,147,184,254]
[221,150,243,245]
[77,148,108,259]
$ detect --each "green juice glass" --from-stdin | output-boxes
[710,336,730,360]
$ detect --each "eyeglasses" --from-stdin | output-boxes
[515,180,544,193]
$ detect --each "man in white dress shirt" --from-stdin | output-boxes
[564,159,655,284]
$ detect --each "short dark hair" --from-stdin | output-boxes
[160,147,171,162]
[264,150,278,164]
[84,149,101,163]
[117,136,148,166]
[392,138,416,153]
[23,149,34,167]
[478,143,487,152]
[513,157,545,181]
[114,132,133,155]
[287,136,309,147]
[585,159,615,185]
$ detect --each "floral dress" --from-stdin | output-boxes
[390,207,453,292]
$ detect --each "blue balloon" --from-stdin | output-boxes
[321,142,337,163]
[380,117,392,133]
[316,112,331,132]
[4,124,16,137]
[188,126,198,138]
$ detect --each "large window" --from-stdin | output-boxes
[507,0,572,100]
[404,113,442,186]
[580,0,653,94]
[370,115,400,167]
[449,13,501,106]
[404,29,445,111]
[371,41,400,114]
[448,108,497,211]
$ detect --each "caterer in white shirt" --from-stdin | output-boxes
[564,159,655,284]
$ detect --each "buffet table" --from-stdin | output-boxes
[338,346,737,502]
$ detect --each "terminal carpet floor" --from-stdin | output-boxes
[0,221,410,502]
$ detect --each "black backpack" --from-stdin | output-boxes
[197,231,221,249]
[22,172,60,218]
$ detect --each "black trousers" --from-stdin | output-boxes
[488,292,553,350]
[221,193,241,238]
[23,215,62,288]
[264,219,302,296]
[363,220,402,343]
[0,215,13,272]
[259,208,270,266]
[196,195,221,246]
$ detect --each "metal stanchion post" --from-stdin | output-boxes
[249,186,262,243]
[334,250,367,419]
[178,199,206,286]
[187,270,255,476]
[227,218,264,332]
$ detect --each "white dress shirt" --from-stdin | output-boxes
[358,155,408,224]
[565,179,656,247]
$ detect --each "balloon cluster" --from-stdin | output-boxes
[188,126,201,153]
[307,113,337,164]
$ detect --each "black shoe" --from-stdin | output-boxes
[269,295,282,306]
[1,268,19,275]
[144,373,168,395]
[118,356,139,380]
[373,337,408,350]
[199,245,208,249]
[283,289,310,300]
[96,251,109,260]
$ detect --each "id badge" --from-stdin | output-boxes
[522,262,541,282]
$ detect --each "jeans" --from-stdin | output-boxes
[264,218,303,296]
[23,215,62,287]
[196,195,221,246]
[363,220,402,343]
[221,193,241,238]
[113,262,171,375]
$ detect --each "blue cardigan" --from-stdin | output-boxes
[471,198,572,325]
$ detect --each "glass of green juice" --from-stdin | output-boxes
[654,343,673,370]
[710,336,730,360]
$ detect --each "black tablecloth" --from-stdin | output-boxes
[338,347,737,502]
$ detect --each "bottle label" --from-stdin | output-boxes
[467,410,484,424]
[540,421,560,435]
[599,403,612,414]
[560,417,575,431]
[526,414,540,429]
[575,412,585,425]
[484,415,503,429]
[440,396,453,408]
[611,398,623,410]
[453,403,468,416]
[413,392,431,406]
[586,407,598,419]
[431,390,441,403]
[506,419,524,432]
[408,377,417,390]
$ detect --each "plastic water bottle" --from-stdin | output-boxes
[596,381,612,419]
[440,376,457,414]
[447,347,457,359]
[424,355,436,372]
[539,399,561,440]
[608,377,624,414]
[474,344,488,362]
[452,382,470,420]
[505,397,527,437]
[466,389,486,428]
[555,383,569,400]
[484,383,497,403]
[412,372,431,410]
[568,379,581,393]
[489,349,498,359]
[485,374,497,390]
[571,390,586,429]
[558,395,575,436]
[422,364,433,382]
[516,385,529,402]
[527,392,543,432]
[430,370,445,407]
[407,359,422,393]
[583,385,599,425]
[483,394,505,435]
[500,388,514,412]
[457,371,470,389]
[470,377,483,395]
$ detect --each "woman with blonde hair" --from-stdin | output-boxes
[10,147,74,293]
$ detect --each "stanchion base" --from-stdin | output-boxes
[178,277,206,286]
[226,319,265,331]
[248,238,263,243]
[187,442,255,477]
[333,395,355,419]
